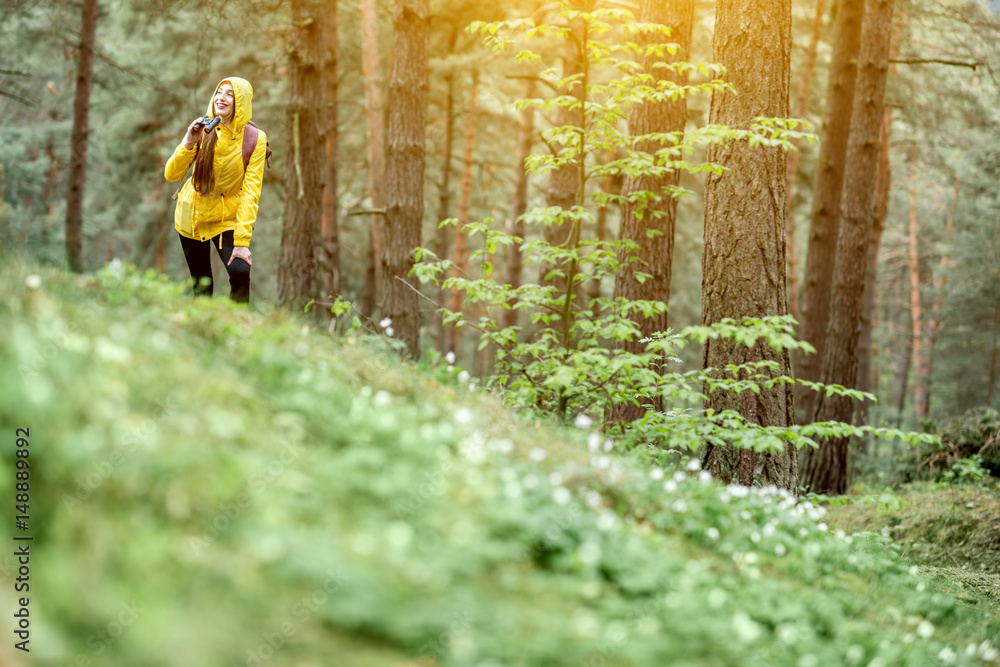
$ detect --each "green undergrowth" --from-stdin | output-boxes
[829,482,1000,618]
[1,259,999,667]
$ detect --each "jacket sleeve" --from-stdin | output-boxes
[234,129,267,248]
[164,143,197,183]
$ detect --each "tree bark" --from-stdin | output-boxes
[785,0,828,324]
[360,0,386,318]
[503,78,535,332]
[65,0,99,273]
[800,0,894,495]
[434,29,459,352]
[446,71,480,355]
[907,142,927,420]
[320,0,340,301]
[794,0,865,423]
[278,0,326,306]
[700,0,797,490]
[612,0,693,422]
[540,33,582,292]
[922,172,958,416]
[382,0,429,357]
[856,107,892,429]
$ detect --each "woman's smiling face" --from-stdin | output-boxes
[213,82,235,122]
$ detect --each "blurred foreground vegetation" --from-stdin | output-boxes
[1,259,999,666]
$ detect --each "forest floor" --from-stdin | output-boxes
[1,257,999,666]
[829,483,1000,618]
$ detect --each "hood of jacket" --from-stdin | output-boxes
[205,76,253,134]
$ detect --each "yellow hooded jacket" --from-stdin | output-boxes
[164,77,266,248]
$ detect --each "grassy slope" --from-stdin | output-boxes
[1,259,999,667]
[829,484,1000,619]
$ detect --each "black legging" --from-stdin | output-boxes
[177,230,250,303]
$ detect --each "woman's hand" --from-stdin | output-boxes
[229,246,252,268]
[182,117,208,150]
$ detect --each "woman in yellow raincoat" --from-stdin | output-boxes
[164,76,266,303]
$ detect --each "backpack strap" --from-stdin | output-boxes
[242,122,259,173]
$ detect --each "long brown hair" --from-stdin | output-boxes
[192,129,219,195]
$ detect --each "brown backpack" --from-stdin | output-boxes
[242,120,272,171]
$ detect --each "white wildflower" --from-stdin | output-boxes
[548,472,563,486]
[552,486,571,505]
[916,620,934,639]
[650,467,664,481]
[457,370,471,383]
[529,447,547,462]
[706,527,720,541]
[574,414,593,429]
[671,499,687,513]
[25,274,42,290]
[686,458,701,471]
[379,317,392,328]
[454,408,474,424]
[663,480,678,493]
[445,351,456,364]
[588,432,601,452]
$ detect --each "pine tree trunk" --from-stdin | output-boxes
[360,0,385,318]
[907,142,927,420]
[382,0,429,357]
[800,0,894,495]
[785,0,828,325]
[590,150,616,310]
[434,34,458,352]
[540,36,582,291]
[503,78,535,332]
[795,0,865,423]
[700,0,797,490]
[446,71,480,356]
[320,0,340,301]
[856,107,892,429]
[278,0,326,306]
[890,270,913,424]
[923,173,958,416]
[612,0,693,423]
[65,0,98,273]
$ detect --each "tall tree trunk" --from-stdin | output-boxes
[907,142,927,420]
[65,0,98,273]
[434,30,459,352]
[540,35,582,291]
[794,0,865,423]
[890,270,913,424]
[382,0,429,357]
[800,0,894,495]
[922,172,958,416]
[785,0,828,324]
[589,149,616,310]
[320,0,340,301]
[278,0,326,306]
[856,107,892,429]
[612,0,693,423]
[503,78,535,332]
[360,0,386,318]
[446,71,480,356]
[700,0,796,490]
[988,287,1000,405]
